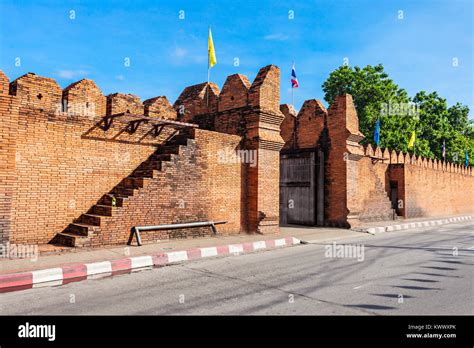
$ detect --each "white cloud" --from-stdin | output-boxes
[174,47,188,58]
[264,33,289,41]
[115,74,125,81]
[56,69,88,79]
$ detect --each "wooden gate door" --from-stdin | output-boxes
[279,149,324,226]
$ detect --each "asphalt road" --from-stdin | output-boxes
[1,222,473,315]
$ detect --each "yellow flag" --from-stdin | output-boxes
[208,27,217,69]
[408,130,416,149]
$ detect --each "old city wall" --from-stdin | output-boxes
[280,93,474,227]
[0,71,242,245]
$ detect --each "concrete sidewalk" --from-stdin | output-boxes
[354,213,474,234]
[0,226,356,275]
[2,212,472,276]
[1,213,472,293]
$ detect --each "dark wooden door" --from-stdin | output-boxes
[280,150,324,226]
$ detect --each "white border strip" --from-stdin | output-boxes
[167,251,188,263]
[130,256,153,269]
[32,268,63,288]
[200,247,218,258]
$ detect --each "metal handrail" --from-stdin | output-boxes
[128,220,227,246]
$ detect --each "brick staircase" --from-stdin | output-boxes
[358,167,396,222]
[52,131,193,247]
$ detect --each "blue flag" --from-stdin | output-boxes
[373,118,380,147]
[466,150,469,167]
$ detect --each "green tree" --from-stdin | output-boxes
[322,64,415,152]
[322,64,473,165]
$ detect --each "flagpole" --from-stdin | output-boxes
[207,66,210,107]
[413,141,416,164]
[207,27,210,107]
[292,60,295,106]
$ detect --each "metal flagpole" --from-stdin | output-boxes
[292,61,295,106]
[413,140,416,164]
[207,26,210,107]
[207,67,210,107]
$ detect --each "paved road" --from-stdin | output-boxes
[1,222,473,315]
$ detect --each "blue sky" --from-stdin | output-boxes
[0,0,472,114]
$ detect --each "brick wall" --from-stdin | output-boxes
[1,71,244,246]
[281,93,473,227]
[2,65,471,247]
[0,71,19,243]
[389,158,474,218]
[174,65,285,234]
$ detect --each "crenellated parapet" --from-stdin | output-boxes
[248,65,281,113]
[218,74,250,112]
[9,72,62,113]
[63,79,106,117]
[174,82,220,123]
[106,93,143,115]
[143,96,177,119]
[279,104,297,149]
[363,145,473,176]
[0,70,9,95]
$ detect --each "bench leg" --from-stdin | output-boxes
[135,229,142,246]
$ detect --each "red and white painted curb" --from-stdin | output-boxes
[0,236,301,293]
[364,215,474,235]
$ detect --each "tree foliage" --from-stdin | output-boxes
[322,64,473,165]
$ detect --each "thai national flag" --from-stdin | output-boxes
[291,65,298,88]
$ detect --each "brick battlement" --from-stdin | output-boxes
[1,64,284,125]
[0,64,286,245]
[364,144,473,176]
[0,66,471,245]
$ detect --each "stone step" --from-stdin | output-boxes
[110,187,136,197]
[88,204,114,216]
[150,154,173,162]
[167,134,190,146]
[119,177,146,189]
[54,232,89,248]
[99,194,126,207]
[76,213,103,226]
[66,223,99,236]
[156,144,181,155]
[132,168,160,178]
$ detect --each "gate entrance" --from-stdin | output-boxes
[279,149,324,226]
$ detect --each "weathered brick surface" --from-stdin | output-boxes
[63,79,106,117]
[279,104,297,150]
[106,93,143,115]
[1,65,288,246]
[294,99,327,149]
[1,65,471,247]
[173,65,285,234]
[248,65,280,113]
[174,82,219,122]
[282,93,473,227]
[143,96,177,119]
[0,71,19,243]
[9,73,62,114]
[218,74,250,112]
[391,162,474,218]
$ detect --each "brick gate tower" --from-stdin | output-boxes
[174,65,285,234]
